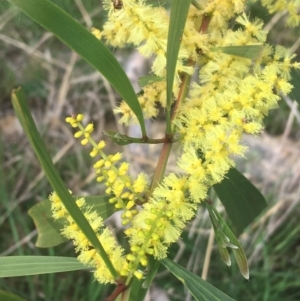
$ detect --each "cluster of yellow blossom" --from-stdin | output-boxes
[50,0,300,285]
[49,191,126,283]
[262,0,300,27]
[113,80,176,124]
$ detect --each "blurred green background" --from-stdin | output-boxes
[1,1,300,300]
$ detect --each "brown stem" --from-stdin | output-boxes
[148,15,212,196]
[105,283,127,301]
[147,139,173,197]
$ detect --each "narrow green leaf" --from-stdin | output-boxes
[8,0,146,135]
[11,87,118,279]
[218,245,231,267]
[0,256,86,277]
[137,75,164,88]
[206,201,249,280]
[28,196,115,248]
[161,258,235,301]
[213,168,267,235]
[0,290,26,301]
[211,45,263,60]
[232,246,249,280]
[166,0,191,132]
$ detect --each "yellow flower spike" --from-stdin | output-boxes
[76,114,84,122]
[134,270,144,280]
[74,131,83,138]
[105,187,112,194]
[84,132,90,138]
[65,117,73,123]
[81,138,89,145]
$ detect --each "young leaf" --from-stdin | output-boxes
[8,0,146,136]
[166,0,192,133]
[28,196,115,248]
[11,87,118,280]
[210,45,263,60]
[161,258,235,301]
[0,256,86,277]
[206,201,249,280]
[213,167,267,235]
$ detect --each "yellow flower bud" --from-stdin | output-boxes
[97,140,106,149]
[90,148,98,157]
[126,200,135,209]
[96,176,104,182]
[121,218,130,225]
[76,114,84,121]
[131,245,140,252]
[74,131,83,138]
[94,159,105,169]
[111,152,122,162]
[152,233,159,241]
[81,138,89,145]
[134,270,144,279]
[126,254,136,261]
[140,257,148,266]
[85,123,94,133]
